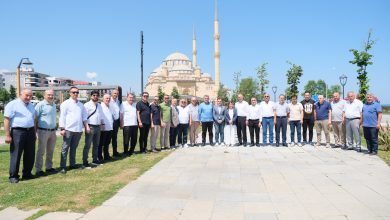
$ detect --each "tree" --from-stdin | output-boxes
[9,85,16,100]
[302,80,317,97]
[256,62,269,100]
[157,86,165,103]
[303,80,341,99]
[239,77,259,103]
[35,91,44,100]
[349,29,375,102]
[171,87,180,99]
[0,88,10,103]
[217,84,229,103]
[327,85,341,98]
[285,61,303,100]
[231,71,241,102]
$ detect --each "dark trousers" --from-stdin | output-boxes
[201,121,214,144]
[237,116,247,144]
[177,123,189,145]
[60,131,82,169]
[99,130,112,160]
[275,117,288,144]
[123,126,138,155]
[363,127,379,153]
[290,121,302,143]
[111,119,120,154]
[248,119,260,144]
[170,126,178,147]
[302,118,314,142]
[139,124,150,153]
[9,128,36,179]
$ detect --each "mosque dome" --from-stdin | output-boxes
[165,52,190,61]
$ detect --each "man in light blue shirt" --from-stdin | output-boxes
[198,95,214,146]
[4,89,36,183]
[35,90,57,176]
[59,86,90,174]
[362,93,382,155]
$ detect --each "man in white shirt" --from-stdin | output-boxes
[331,92,346,148]
[247,97,261,147]
[120,93,138,156]
[59,86,90,174]
[235,94,249,146]
[177,99,190,147]
[82,90,104,167]
[288,95,303,146]
[260,93,276,145]
[343,91,363,151]
[274,95,289,147]
[100,94,114,160]
[110,89,121,157]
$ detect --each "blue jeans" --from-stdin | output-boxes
[214,123,225,144]
[363,127,379,153]
[290,121,301,143]
[262,117,274,144]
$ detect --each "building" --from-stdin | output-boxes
[0,73,5,89]
[145,1,221,99]
[3,69,49,90]
[46,76,73,87]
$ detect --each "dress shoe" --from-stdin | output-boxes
[201,143,206,147]
[9,177,19,184]
[282,143,288,147]
[46,168,57,174]
[60,169,67,174]
[22,173,35,180]
[36,171,47,177]
[276,143,280,147]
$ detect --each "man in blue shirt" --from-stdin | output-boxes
[4,89,36,183]
[35,90,57,176]
[198,95,214,146]
[314,95,332,147]
[362,93,382,155]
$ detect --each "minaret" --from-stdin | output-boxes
[192,26,197,67]
[214,0,220,94]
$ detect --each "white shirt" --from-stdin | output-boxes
[288,102,303,121]
[228,109,234,123]
[248,104,261,120]
[275,102,289,117]
[84,100,104,125]
[101,102,114,131]
[260,101,275,117]
[178,105,190,124]
[235,101,249,117]
[120,101,137,126]
[110,97,120,120]
[59,98,88,132]
[331,99,346,121]
[344,99,363,119]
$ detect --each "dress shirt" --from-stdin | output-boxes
[178,105,190,124]
[188,104,199,122]
[59,98,88,132]
[101,102,114,131]
[35,99,57,129]
[4,99,35,128]
[247,104,261,120]
[120,101,137,126]
[288,103,303,121]
[84,100,104,125]
[235,101,249,117]
[344,99,363,119]
[275,102,289,117]
[110,97,120,120]
[260,101,275,117]
[331,99,346,122]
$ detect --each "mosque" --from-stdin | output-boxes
[145,1,221,99]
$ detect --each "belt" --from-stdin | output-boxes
[276,116,287,118]
[346,117,360,120]
[263,116,273,119]
[88,124,100,127]
[38,127,56,131]
[237,116,246,118]
[12,127,35,131]
[248,119,259,121]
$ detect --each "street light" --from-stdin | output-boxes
[339,74,348,99]
[16,58,33,97]
[271,86,277,102]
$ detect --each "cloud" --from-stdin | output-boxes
[0,69,10,73]
[86,71,97,79]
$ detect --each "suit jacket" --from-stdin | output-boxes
[171,105,179,127]
[213,105,227,124]
[225,108,238,125]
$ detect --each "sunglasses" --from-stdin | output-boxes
[264,96,269,97]
[71,91,79,94]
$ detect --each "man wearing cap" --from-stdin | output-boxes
[4,89,36,183]
[35,89,57,176]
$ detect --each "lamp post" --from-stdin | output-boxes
[339,74,348,99]
[16,58,33,98]
[271,86,277,102]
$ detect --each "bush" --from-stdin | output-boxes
[379,123,390,151]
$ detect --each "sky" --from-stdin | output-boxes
[1,0,389,102]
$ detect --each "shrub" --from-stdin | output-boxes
[379,123,390,151]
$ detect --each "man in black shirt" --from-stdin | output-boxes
[150,96,161,152]
[301,91,316,145]
[136,92,151,153]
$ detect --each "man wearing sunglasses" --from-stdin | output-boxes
[59,86,90,174]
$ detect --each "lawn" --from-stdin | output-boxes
[0,131,170,217]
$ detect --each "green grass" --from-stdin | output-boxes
[360,136,390,166]
[0,131,170,214]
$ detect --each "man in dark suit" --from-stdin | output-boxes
[213,97,227,146]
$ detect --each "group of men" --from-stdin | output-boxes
[3,87,382,184]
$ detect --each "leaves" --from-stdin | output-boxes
[286,62,303,100]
